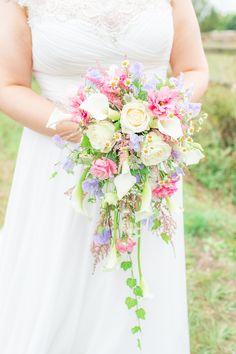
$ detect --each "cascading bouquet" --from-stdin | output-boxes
[49,59,206,350]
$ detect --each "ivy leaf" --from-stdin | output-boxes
[80,134,92,148]
[121,261,132,271]
[133,79,142,90]
[131,326,141,335]
[133,286,143,297]
[161,232,171,244]
[125,297,138,310]
[136,308,146,320]
[127,278,137,289]
[152,219,161,231]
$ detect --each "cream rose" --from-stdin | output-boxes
[140,132,171,166]
[121,100,151,133]
[86,121,115,153]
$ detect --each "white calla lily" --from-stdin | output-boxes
[180,148,205,165]
[158,117,183,139]
[80,93,109,121]
[135,178,152,222]
[114,160,136,200]
[103,243,119,271]
[71,183,88,216]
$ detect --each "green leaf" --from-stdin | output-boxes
[50,171,58,179]
[133,286,143,297]
[121,261,132,271]
[133,79,142,89]
[161,232,171,244]
[80,134,92,148]
[137,338,142,350]
[138,90,148,101]
[131,326,141,335]
[125,297,138,310]
[136,308,146,320]
[151,219,161,231]
[127,278,137,289]
[114,121,121,131]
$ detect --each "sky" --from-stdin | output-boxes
[211,0,236,14]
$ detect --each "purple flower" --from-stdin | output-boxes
[86,68,103,81]
[143,78,158,92]
[170,72,185,91]
[171,150,180,160]
[61,157,74,172]
[180,99,201,119]
[130,62,144,79]
[52,135,66,149]
[129,133,143,152]
[138,163,145,170]
[82,178,102,197]
[94,228,112,246]
[135,175,141,183]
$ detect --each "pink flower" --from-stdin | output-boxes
[148,86,179,118]
[69,88,90,126]
[152,180,178,199]
[116,238,136,254]
[90,158,118,180]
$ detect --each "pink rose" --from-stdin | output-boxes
[148,86,179,118]
[116,238,136,254]
[90,158,118,180]
[152,180,178,199]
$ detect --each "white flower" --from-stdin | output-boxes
[80,93,109,121]
[121,100,151,133]
[71,183,88,216]
[103,192,118,206]
[86,121,115,153]
[157,116,183,139]
[103,243,119,271]
[179,147,205,165]
[135,178,152,222]
[114,160,136,199]
[140,132,171,166]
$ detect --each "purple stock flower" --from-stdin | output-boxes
[52,135,66,149]
[130,62,144,79]
[170,72,185,91]
[86,68,103,81]
[82,178,102,197]
[171,150,180,160]
[180,99,201,119]
[94,229,112,246]
[129,133,143,152]
[61,156,74,172]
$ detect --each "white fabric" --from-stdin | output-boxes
[0,1,190,353]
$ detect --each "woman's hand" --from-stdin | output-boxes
[55,120,82,143]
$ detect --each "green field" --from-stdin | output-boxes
[0,53,236,353]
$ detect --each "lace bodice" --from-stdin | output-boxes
[18,0,172,40]
[15,0,174,104]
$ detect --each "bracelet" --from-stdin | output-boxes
[46,107,71,130]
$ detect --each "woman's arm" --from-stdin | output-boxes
[0,1,81,142]
[170,0,209,102]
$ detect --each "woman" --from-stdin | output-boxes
[0,0,208,353]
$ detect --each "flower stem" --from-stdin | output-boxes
[137,221,143,286]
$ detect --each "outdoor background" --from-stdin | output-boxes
[0,1,235,353]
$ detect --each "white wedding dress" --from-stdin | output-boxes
[0,1,190,353]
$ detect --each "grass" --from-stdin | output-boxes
[0,51,236,353]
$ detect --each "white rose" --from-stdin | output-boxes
[86,121,115,153]
[140,132,171,166]
[121,100,151,133]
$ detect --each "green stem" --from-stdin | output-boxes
[137,221,143,286]
[113,208,119,243]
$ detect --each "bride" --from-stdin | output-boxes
[0,0,208,353]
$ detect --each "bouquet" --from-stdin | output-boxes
[49,59,207,350]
